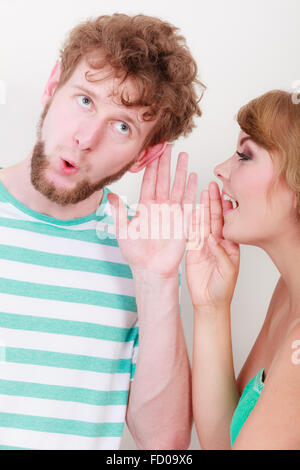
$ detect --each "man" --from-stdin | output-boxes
[0,13,203,449]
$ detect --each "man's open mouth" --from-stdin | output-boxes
[60,158,79,174]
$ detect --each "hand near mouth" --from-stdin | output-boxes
[185,181,240,310]
[107,144,198,279]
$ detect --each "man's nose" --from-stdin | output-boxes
[72,121,101,152]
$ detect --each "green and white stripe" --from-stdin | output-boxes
[0,182,138,450]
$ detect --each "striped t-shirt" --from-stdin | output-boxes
[0,179,139,450]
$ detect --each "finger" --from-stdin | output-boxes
[170,152,189,203]
[182,172,198,206]
[207,234,236,276]
[182,172,198,241]
[221,238,240,259]
[107,193,129,239]
[138,157,160,203]
[155,144,171,201]
[209,181,224,241]
[200,189,210,241]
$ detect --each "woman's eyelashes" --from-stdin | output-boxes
[236,150,251,161]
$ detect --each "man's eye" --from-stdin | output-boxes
[114,122,130,135]
[77,95,92,109]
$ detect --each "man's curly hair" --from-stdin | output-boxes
[57,13,205,148]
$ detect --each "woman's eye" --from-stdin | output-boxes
[114,121,130,135]
[77,95,92,109]
[236,151,251,161]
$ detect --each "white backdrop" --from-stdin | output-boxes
[0,0,299,450]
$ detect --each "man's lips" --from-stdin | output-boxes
[63,157,78,168]
[60,158,79,175]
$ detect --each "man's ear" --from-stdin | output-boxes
[129,142,167,173]
[41,62,62,106]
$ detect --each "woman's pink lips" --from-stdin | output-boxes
[60,158,79,175]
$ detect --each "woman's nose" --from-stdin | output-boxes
[213,157,231,180]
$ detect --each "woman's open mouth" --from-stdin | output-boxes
[222,192,239,214]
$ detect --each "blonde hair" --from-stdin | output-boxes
[237,90,300,215]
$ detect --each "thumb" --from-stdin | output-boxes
[107,193,129,240]
[207,234,236,276]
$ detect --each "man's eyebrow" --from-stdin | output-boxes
[71,85,142,131]
[72,85,100,102]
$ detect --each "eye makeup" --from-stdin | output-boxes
[236,151,251,161]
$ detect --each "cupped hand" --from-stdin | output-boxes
[185,181,240,309]
[107,144,198,278]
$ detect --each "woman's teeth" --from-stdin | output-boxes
[223,194,238,209]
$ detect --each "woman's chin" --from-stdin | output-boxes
[222,225,243,244]
[222,226,259,246]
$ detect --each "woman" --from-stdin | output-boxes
[187,90,300,449]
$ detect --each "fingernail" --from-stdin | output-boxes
[208,234,217,244]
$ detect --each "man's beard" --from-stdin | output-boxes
[30,101,138,207]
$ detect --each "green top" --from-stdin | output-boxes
[230,368,265,447]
